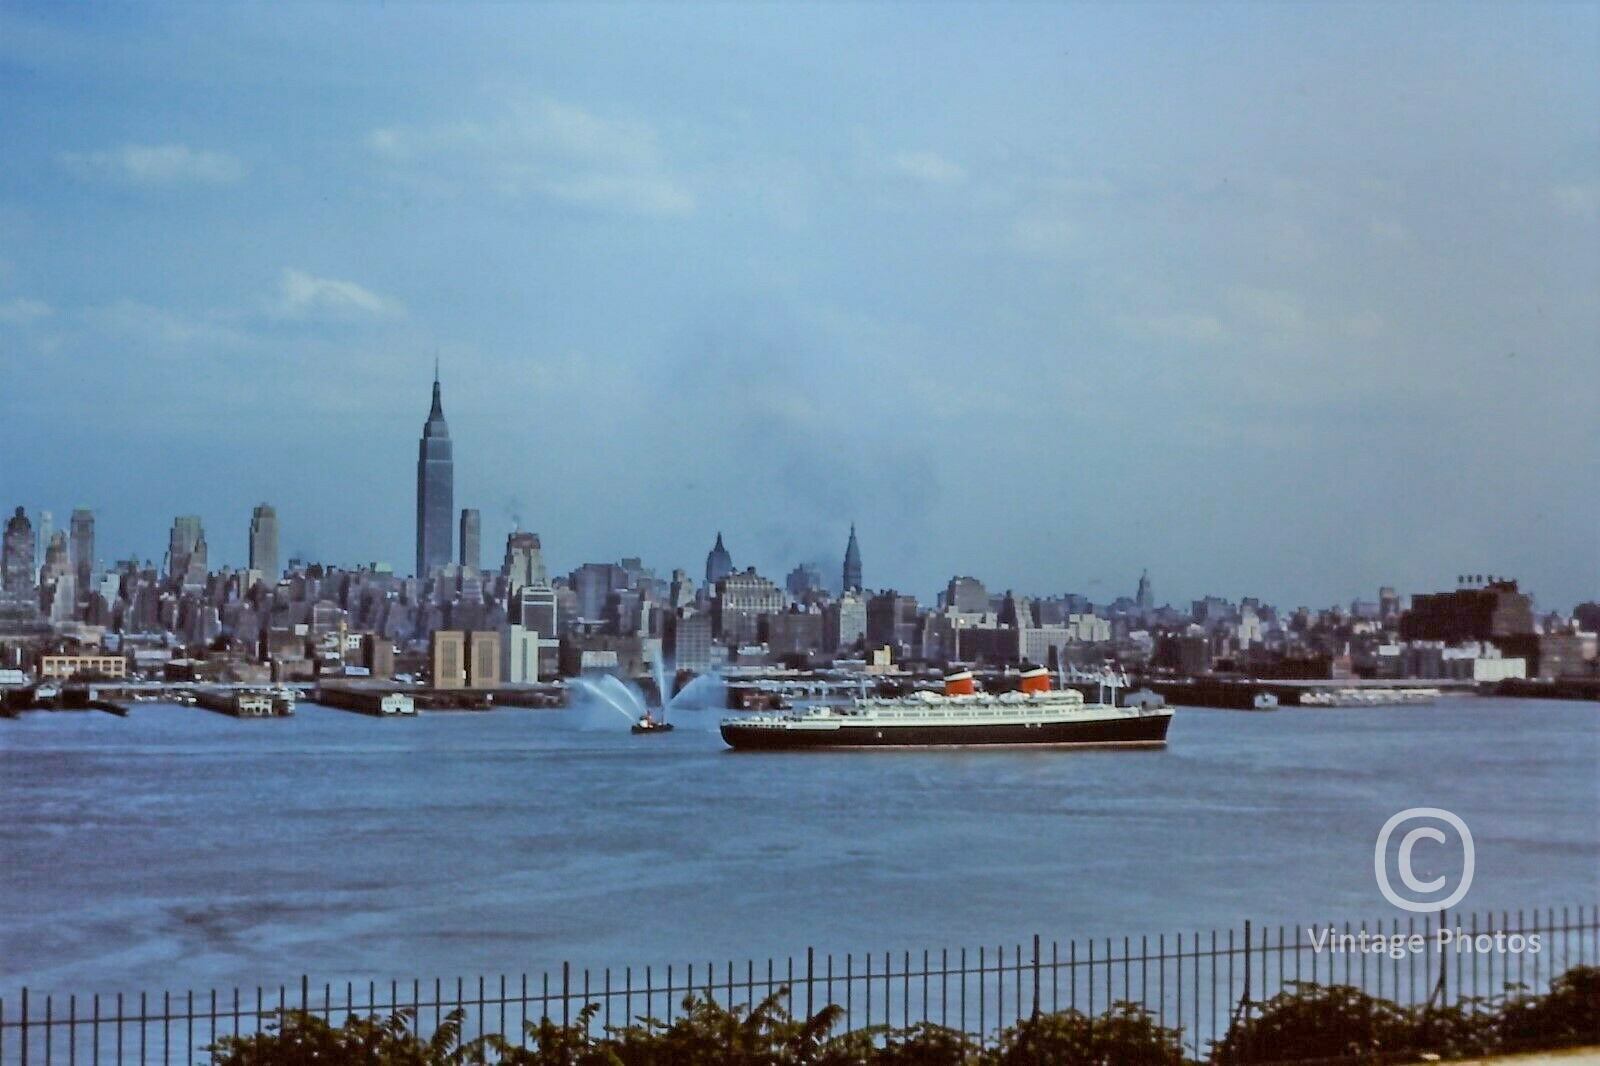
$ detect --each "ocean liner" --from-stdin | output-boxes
[719,667,1173,751]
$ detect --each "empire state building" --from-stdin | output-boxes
[415,366,454,577]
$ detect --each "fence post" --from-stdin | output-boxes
[1032,934,1041,1019]
[1228,915,1254,1062]
[1428,909,1448,1009]
[805,947,814,1020]
[20,988,27,1066]
[299,976,308,1016]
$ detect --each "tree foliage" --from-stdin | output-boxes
[208,967,1600,1066]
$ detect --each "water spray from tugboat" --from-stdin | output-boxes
[567,674,648,727]
[566,664,726,734]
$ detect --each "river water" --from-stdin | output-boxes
[1,696,1595,996]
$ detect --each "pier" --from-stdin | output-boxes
[1134,676,1477,709]
[314,681,417,717]
[192,687,293,718]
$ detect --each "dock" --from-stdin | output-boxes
[314,681,417,717]
[1136,677,1476,709]
[193,687,293,718]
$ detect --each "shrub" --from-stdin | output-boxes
[1209,983,1415,1064]
[993,1002,1187,1066]
[209,1007,474,1066]
[601,987,865,1065]
[1491,965,1600,1051]
[208,967,1600,1066]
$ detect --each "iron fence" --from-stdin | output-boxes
[2,904,1594,1064]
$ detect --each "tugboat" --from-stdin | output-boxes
[720,666,1172,751]
[631,711,675,735]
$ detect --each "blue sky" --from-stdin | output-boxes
[1,3,1595,609]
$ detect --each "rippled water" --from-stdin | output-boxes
[1,696,1595,995]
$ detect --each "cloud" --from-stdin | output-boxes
[86,299,246,352]
[275,269,404,320]
[368,97,694,217]
[61,144,244,185]
[0,297,51,325]
[886,150,966,186]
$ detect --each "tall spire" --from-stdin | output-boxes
[705,530,734,586]
[843,522,863,593]
[428,356,444,422]
[416,362,455,576]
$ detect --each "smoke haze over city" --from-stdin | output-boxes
[1,3,1596,608]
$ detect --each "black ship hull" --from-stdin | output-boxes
[720,712,1171,751]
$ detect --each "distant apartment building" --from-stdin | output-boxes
[570,562,631,623]
[1400,578,1534,643]
[505,625,541,683]
[765,608,823,660]
[866,591,920,658]
[467,630,499,689]
[713,568,784,645]
[430,630,468,688]
[921,608,989,662]
[39,654,127,680]
[944,576,988,614]
[1154,632,1212,676]
[785,563,824,601]
[1537,631,1598,680]
[824,593,867,652]
[665,610,713,673]
[361,634,395,679]
[512,582,561,675]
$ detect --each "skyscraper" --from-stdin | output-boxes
[415,364,454,577]
[1136,569,1154,616]
[842,523,863,593]
[40,532,73,623]
[35,510,52,574]
[502,530,548,591]
[945,575,989,614]
[786,562,824,600]
[516,581,559,639]
[167,515,203,583]
[459,508,481,570]
[183,533,209,591]
[249,504,279,579]
[1,508,36,603]
[705,531,733,586]
[69,507,94,591]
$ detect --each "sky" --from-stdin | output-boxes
[0,3,1596,611]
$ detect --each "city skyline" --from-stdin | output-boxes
[0,486,1584,616]
[1,4,1595,608]
[5,365,1593,614]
